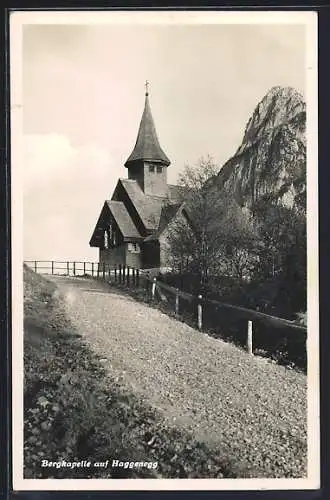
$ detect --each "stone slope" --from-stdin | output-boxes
[217,86,306,212]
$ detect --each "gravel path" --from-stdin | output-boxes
[49,275,307,478]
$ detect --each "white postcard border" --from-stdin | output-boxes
[10,9,319,492]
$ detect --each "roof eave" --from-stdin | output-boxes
[124,157,171,168]
[143,235,160,243]
[123,236,144,242]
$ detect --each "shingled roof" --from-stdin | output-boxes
[106,201,141,239]
[144,202,182,242]
[125,92,171,167]
[119,179,164,232]
[118,178,189,233]
[167,184,188,203]
[89,200,141,247]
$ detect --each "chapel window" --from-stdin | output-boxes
[128,243,140,253]
[104,230,109,249]
[149,165,155,173]
[157,166,163,173]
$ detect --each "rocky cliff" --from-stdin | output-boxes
[216,86,306,213]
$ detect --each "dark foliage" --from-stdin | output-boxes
[156,272,306,372]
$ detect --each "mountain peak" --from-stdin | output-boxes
[217,85,306,212]
[266,85,303,99]
[241,86,305,150]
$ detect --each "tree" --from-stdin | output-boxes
[252,198,307,315]
[166,156,259,287]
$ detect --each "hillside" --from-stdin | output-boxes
[22,266,255,479]
[165,87,307,318]
[216,86,306,213]
[23,267,307,478]
[203,86,307,318]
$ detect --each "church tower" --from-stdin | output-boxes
[125,82,171,197]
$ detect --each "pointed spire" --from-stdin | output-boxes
[125,84,171,168]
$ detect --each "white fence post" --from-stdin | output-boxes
[151,277,157,300]
[247,320,253,355]
[175,288,179,315]
[197,295,203,330]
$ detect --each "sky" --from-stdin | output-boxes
[20,15,307,262]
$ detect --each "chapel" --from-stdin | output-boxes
[89,84,187,270]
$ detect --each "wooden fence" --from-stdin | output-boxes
[24,260,307,369]
[156,278,306,366]
[24,260,139,281]
[24,260,98,276]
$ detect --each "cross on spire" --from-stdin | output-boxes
[145,80,149,96]
[124,82,171,169]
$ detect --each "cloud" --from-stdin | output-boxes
[23,133,122,261]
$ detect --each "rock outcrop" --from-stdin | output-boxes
[216,86,306,213]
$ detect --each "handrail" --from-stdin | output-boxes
[155,279,307,334]
[24,260,307,334]
[24,260,99,265]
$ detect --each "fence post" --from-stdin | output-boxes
[102,262,105,280]
[67,261,70,276]
[132,267,136,287]
[136,268,140,287]
[247,320,253,355]
[108,265,111,282]
[119,264,122,284]
[73,262,76,276]
[51,261,54,275]
[151,277,157,300]
[126,266,130,287]
[175,288,180,315]
[83,262,86,275]
[91,262,94,277]
[115,265,117,283]
[197,295,203,330]
[34,261,37,273]
[97,263,100,278]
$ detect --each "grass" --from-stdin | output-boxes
[24,265,258,479]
